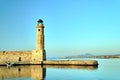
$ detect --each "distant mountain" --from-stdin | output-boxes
[79,53,94,56]
[59,53,120,59]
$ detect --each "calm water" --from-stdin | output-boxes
[0,59,120,80]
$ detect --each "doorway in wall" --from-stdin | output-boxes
[19,57,21,61]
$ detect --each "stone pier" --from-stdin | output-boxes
[43,60,98,66]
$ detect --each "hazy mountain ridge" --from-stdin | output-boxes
[59,53,120,59]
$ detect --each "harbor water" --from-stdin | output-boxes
[0,59,120,80]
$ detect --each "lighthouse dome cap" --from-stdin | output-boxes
[37,19,43,23]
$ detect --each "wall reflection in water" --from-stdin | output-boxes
[0,65,46,80]
[44,65,98,70]
[0,65,97,80]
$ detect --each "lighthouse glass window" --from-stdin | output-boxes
[38,29,40,31]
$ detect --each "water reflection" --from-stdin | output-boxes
[44,65,98,70]
[0,65,97,80]
[0,65,46,80]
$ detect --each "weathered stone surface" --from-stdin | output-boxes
[43,60,98,66]
[0,51,32,65]
[0,51,42,65]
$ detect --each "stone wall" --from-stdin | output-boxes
[43,60,98,66]
[0,51,32,65]
[0,50,44,65]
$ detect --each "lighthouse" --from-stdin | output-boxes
[32,19,46,63]
[36,19,44,50]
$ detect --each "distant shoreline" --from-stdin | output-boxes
[59,55,120,59]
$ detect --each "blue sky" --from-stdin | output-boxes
[0,0,120,57]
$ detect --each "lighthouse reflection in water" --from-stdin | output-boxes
[0,65,46,80]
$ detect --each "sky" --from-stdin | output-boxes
[0,0,120,57]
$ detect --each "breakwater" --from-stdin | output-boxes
[43,60,98,66]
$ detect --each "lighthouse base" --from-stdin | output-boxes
[32,49,46,63]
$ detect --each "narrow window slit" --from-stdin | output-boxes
[19,57,21,61]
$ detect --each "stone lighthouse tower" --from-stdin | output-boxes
[36,19,45,51]
[32,19,46,64]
